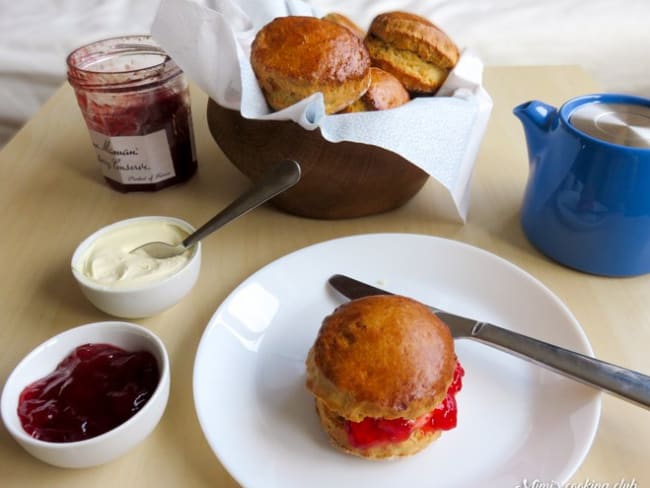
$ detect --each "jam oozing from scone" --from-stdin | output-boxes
[346,361,464,449]
[18,343,159,443]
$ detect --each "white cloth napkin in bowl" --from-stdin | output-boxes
[151,0,493,222]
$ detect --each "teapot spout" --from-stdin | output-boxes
[513,100,558,165]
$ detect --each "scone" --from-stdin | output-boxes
[340,67,410,113]
[322,12,365,39]
[305,295,464,459]
[364,11,459,94]
[250,16,371,114]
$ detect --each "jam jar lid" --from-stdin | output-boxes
[569,101,650,148]
[66,35,181,91]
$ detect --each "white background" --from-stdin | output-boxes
[1,0,648,147]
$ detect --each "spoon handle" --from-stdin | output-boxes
[183,160,301,249]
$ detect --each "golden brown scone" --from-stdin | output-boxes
[322,12,365,39]
[340,67,410,113]
[250,16,371,114]
[305,295,459,459]
[306,295,455,421]
[306,295,462,459]
[365,11,459,94]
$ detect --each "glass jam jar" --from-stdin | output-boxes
[67,35,197,192]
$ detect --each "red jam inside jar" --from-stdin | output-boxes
[346,361,464,449]
[67,35,197,192]
[17,343,160,443]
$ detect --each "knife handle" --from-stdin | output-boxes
[473,322,650,409]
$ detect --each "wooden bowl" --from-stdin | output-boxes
[206,99,429,219]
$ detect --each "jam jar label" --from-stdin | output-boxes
[89,129,176,185]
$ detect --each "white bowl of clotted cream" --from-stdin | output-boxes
[71,216,201,318]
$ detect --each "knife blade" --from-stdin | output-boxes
[328,274,650,410]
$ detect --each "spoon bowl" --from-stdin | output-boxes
[131,159,301,259]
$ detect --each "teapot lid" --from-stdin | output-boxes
[569,102,650,148]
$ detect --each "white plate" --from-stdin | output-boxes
[193,233,601,488]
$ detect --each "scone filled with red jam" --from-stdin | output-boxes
[305,295,463,459]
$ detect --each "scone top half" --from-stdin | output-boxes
[306,295,456,422]
[369,12,459,70]
[250,16,371,114]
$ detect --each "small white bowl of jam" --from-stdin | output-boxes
[0,321,170,468]
[71,216,201,318]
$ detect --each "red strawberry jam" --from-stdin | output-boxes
[346,361,464,449]
[18,343,159,443]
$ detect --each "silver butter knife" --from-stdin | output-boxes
[328,274,650,410]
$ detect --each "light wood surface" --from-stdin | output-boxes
[1,66,648,487]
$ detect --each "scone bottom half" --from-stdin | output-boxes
[322,12,366,40]
[340,67,410,113]
[305,295,464,459]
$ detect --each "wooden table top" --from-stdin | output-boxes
[1,65,648,487]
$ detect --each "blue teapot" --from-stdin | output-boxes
[514,93,650,276]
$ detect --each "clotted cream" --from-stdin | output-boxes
[76,220,192,288]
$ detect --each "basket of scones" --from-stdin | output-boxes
[152,0,492,220]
